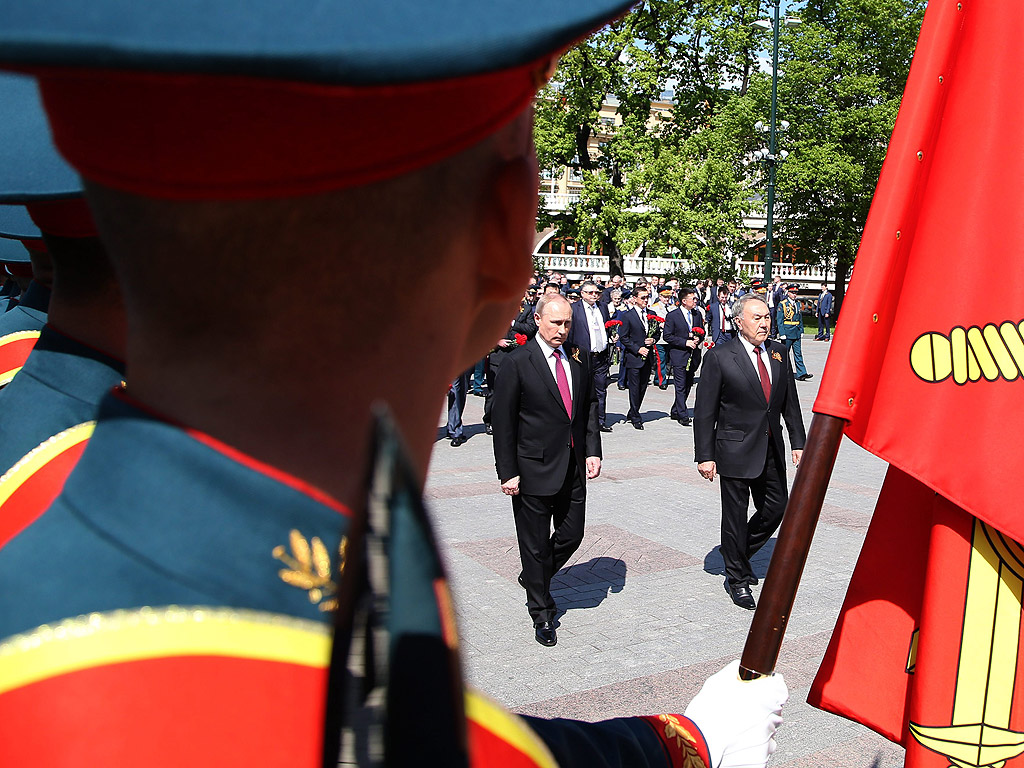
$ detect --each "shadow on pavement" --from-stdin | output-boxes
[551,556,627,620]
[703,539,778,582]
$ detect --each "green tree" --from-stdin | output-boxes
[766,0,926,305]
[534,0,769,278]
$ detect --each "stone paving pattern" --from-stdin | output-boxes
[428,338,905,767]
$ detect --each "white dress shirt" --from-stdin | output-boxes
[584,302,607,353]
[535,335,574,399]
[737,335,773,386]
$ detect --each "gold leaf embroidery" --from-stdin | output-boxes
[273,530,347,612]
[571,347,581,363]
[772,351,783,362]
[658,714,705,768]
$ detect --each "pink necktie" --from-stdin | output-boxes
[553,349,572,415]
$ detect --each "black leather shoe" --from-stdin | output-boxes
[450,436,465,447]
[658,383,668,390]
[632,421,644,430]
[535,621,557,647]
[750,577,759,585]
[517,573,526,589]
[679,417,691,426]
[727,582,756,610]
[797,373,814,381]
[485,424,493,435]
[599,425,613,433]
[617,384,626,390]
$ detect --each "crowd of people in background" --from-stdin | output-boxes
[444,268,834,444]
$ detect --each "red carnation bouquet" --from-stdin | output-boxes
[513,333,528,347]
[604,318,622,341]
[646,313,664,338]
[687,326,706,372]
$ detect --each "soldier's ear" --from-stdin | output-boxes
[452,153,536,371]
[474,154,536,303]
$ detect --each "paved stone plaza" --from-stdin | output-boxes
[428,337,905,767]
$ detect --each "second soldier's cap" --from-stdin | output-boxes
[0,73,97,237]
[0,0,637,199]
[0,236,30,265]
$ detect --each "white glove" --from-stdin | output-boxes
[683,660,788,768]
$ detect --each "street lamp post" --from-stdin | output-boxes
[753,2,800,283]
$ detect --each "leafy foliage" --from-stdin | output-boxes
[534,0,925,299]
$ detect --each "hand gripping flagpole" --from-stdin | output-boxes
[739,412,847,680]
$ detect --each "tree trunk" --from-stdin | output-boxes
[606,237,624,278]
[833,243,853,316]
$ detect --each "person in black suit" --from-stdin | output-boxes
[482,292,537,434]
[617,286,660,430]
[491,293,602,647]
[663,286,703,426]
[693,293,806,611]
[706,285,736,345]
[566,280,612,432]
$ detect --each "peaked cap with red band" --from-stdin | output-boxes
[0,73,97,237]
[0,0,636,199]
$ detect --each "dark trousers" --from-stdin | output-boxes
[653,344,669,386]
[625,357,653,425]
[719,447,787,587]
[670,362,696,420]
[590,349,610,427]
[616,341,628,387]
[471,357,487,392]
[816,314,831,339]
[446,370,470,438]
[782,336,807,377]
[512,459,586,624]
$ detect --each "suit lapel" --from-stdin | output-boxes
[569,349,582,420]
[528,341,570,417]
[576,302,592,350]
[731,339,768,405]
[767,342,784,405]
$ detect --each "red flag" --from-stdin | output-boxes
[807,1,1024,765]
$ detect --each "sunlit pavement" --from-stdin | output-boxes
[428,337,903,767]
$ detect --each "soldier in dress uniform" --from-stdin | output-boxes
[776,283,812,382]
[0,238,30,313]
[0,73,126,545]
[0,222,49,387]
[0,2,787,767]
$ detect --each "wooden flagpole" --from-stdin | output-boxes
[739,412,847,680]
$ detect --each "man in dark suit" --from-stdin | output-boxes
[482,292,537,434]
[815,286,834,340]
[617,286,660,430]
[663,286,703,426]
[492,293,602,647]
[706,285,736,346]
[566,280,612,433]
[694,293,806,611]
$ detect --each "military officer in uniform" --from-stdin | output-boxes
[0,2,787,766]
[776,283,812,381]
[0,73,126,544]
[0,218,50,387]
